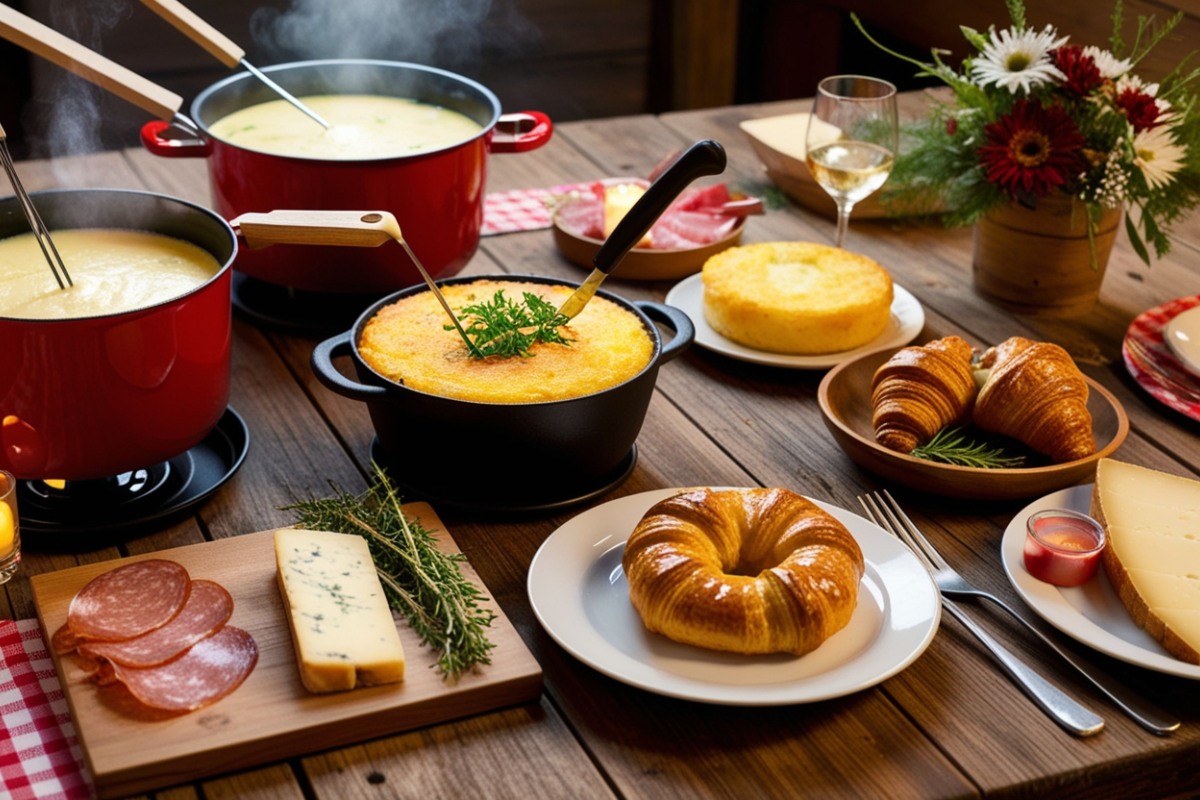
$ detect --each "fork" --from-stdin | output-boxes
[861,490,1179,736]
[859,491,1104,737]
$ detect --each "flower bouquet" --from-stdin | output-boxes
[855,0,1199,266]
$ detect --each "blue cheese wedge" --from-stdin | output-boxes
[274,528,406,693]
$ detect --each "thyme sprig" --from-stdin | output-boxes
[447,290,572,359]
[284,465,496,681]
[910,427,1027,469]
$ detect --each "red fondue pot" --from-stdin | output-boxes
[140,59,552,294]
[0,189,236,481]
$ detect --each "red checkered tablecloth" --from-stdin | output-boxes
[481,183,590,236]
[0,619,92,800]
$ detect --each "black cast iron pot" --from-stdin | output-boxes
[310,274,693,511]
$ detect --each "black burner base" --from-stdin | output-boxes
[231,271,383,335]
[369,438,637,515]
[20,407,250,551]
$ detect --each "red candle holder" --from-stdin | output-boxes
[1023,509,1106,587]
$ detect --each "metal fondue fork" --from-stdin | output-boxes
[0,121,72,290]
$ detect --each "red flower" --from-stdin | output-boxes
[1051,46,1102,96]
[978,99,1085,198]
[1115,87,1161,132]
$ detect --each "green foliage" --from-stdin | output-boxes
[910,427,1027,469]
[857,1,1200,266]
[285,464,497,680]
[448,289,573,359]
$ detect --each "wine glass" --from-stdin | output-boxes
[805,75,898,249]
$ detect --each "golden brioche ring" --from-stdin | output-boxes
[621,487,864,655]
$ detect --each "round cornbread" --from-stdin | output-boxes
[701,242,893,354]
[357,279,654,403]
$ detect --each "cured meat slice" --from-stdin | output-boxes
[64,560,191,648]
[105,625,258,712]
[77,580,234,668]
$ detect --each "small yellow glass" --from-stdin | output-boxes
[0,470,20,583]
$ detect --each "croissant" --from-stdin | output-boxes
[871,336,978,454]
[621,488,863,656]
[974,337,1095,463]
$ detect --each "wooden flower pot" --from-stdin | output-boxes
[972,193,1122,318]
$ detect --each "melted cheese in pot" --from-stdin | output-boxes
[0,229,221,320]
[357,280,655,404]
[208,95,484,160]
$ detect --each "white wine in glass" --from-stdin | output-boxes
[805,76,898,249]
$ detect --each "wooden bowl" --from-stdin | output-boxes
[817,346,1130,500]
[551,201,745,282]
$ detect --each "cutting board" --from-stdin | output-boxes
[29,503,543,799]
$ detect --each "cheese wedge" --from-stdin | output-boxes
[1090,458,1200,664]
[274,528,406,692]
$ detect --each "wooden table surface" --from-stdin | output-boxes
[6,97,1200,800]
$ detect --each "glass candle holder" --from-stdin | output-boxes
[0,470,20,583]
[1023,509,1105,587]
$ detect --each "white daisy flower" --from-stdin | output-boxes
[1133,126,1187,189]
[971,25,1068,94]
[1082,46,1132,79]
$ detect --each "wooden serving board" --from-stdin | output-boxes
[29,504,543,799]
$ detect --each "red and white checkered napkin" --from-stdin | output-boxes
[481,182,590,236]
[0,619,92,800]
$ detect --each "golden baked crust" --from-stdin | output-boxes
[621,487,864,655]
[701,242,893,355]
[357,280,654,404]
[974,337,1095,463]
[871,336,977,454]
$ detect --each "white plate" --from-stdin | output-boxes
[1164,305,1200,377]
[527,488,941,705]
[664,273,924,369]
[1002,485,1200,679]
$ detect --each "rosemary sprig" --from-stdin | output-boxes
[284,465,496,681]
[447,289,572,359]
[910,427,1027,469]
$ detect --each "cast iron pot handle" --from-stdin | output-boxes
[311,332,389,400]
[635,301,694,365]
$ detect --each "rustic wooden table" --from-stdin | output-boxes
[6,97,1200,800]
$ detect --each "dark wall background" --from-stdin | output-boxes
[1,0,1196,159]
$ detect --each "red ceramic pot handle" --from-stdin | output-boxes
[140,120,212,158]
[490,111,552,153]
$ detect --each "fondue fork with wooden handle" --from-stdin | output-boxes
[557,139,728,320]
[232,209,477,351]
[0,4,199,137]
[139,0,331,130]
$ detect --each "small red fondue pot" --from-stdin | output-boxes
[0,189,236,481]
[141,59,552,294]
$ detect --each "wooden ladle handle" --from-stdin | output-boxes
[0,4,181,121]
[232,210,403,250]
[139,0,245,69]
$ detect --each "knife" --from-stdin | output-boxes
[557,139,727,320]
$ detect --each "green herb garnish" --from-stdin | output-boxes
[285,465,496,680]
[910,427,1027,469]
[446,289,572,359]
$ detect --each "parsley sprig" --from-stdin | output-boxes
[284,465,496,681]
[910,427,1027,469]
[447,290,572,359]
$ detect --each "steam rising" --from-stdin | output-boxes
[250,0,538,69]
[28,0,131,161]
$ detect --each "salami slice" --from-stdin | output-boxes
[66,560,191,645]
[77,580,234,668]
[106,625,258,712]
